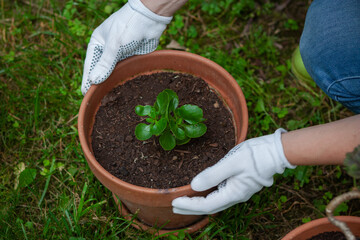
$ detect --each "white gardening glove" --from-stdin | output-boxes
[172,128,296,215]
[81,0,172,95]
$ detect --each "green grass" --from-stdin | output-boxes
[1,0,358,239]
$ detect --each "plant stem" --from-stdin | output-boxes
[325,189,360,240]
[38,158,56,207]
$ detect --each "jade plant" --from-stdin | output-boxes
[134,89,207,151]
[325,145,360,240]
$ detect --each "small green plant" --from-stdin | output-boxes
[325,145,360,240]
[344,145,360,180]
[134,89,207,151]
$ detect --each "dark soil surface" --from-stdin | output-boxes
[91,72,236,189]
[307,231,360,240]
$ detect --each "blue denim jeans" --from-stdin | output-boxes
[299,0,360,113]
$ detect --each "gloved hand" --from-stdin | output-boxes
[81,0,172,95]
[172,128,296,215]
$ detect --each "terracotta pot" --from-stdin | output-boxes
[282,216,360,240]
[78,50,248,233]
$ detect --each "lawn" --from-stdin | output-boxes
[1,0,358,239]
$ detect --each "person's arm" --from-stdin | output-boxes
[283,114,360,165]
[172,115,360,215]
[141,0,188,16]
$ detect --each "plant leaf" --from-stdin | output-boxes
[135,105,152,116]
[163,89,179,112]
[18,168,37,188]
[344,145,360,179]
[170,120,186,140]
[159,131,176,151]
[135,123,152,140]
[176,136,191,145]
[151,117,167,136]
[156,90,170,115]
[149,107,157,119]
[178,104,203,123]
[183,123,207,138]
[146,118,154,123]
[254,98,266,113]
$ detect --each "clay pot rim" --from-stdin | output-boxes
[78,50,248,195]
[282,216,360,240]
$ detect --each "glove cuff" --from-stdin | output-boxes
[128,0,173,24]
[274,128,297,170]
